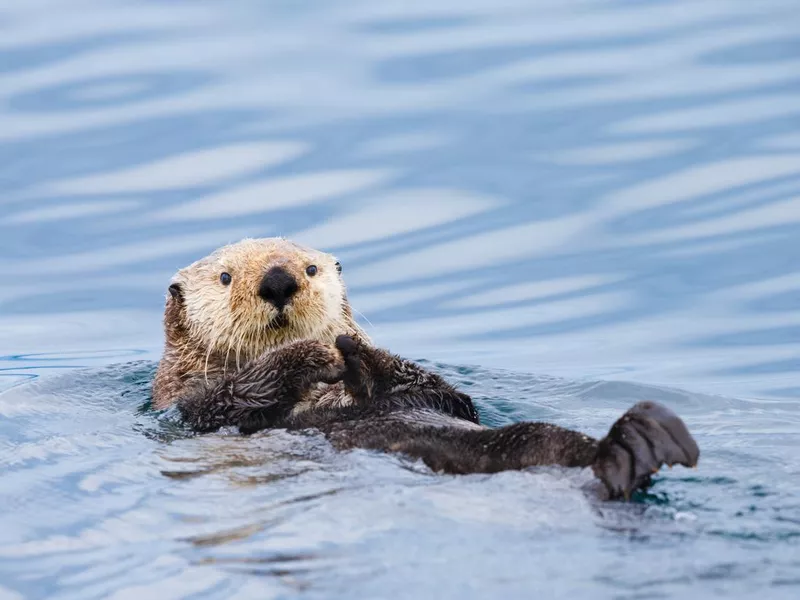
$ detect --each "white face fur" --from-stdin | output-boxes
[169,237,353,362]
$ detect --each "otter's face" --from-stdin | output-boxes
[168,238,352,360]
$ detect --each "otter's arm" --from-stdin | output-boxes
[336,336,480,423]
[327,401,699,500]
[176,340,345,434]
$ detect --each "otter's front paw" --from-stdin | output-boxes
[311,341,348,385]
[335,334,369,396]
[280,339,346,386]
[592,401,699,500]
[336,335,375,402]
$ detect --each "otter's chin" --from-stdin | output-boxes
[269,312,289,329]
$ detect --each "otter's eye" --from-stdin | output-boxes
[306,265,318,277]
[335,261,342,274]
[220,272,232,286]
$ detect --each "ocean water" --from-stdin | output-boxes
[0,0,799,598]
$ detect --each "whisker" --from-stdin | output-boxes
[352,307,374,329]
[223,339,233,375]
[203,344,213,384]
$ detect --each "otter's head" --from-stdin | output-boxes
[165,237,366,363]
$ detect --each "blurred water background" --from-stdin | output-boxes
[0,0,799,598]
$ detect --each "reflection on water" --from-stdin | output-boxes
[0,0,799,598]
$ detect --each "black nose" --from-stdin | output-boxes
[258,266,298,310]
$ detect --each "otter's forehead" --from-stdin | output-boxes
[192,237,333,273]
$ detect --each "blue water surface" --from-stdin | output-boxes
[0,0,799,598]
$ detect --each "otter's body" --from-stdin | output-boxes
[155,237,699,500]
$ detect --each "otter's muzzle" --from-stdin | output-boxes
[258,266,298,311]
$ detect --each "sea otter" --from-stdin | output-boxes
[154,237,699,500]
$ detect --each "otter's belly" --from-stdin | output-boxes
[290,382,353,416]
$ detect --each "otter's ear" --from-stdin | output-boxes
[168,283,183,301]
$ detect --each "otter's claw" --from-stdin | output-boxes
[592,401,699,500]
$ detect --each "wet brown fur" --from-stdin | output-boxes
[154,237,700,500]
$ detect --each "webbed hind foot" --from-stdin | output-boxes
[592,401,699,500]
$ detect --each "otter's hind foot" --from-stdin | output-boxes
[593,401,699,500]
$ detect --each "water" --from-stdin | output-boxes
[0,0,799,597]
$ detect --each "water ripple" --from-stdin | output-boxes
[1,0,799,597]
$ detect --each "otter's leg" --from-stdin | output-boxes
[177,340,345,434]
[327,402,699,500]
[335,335,480,423]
